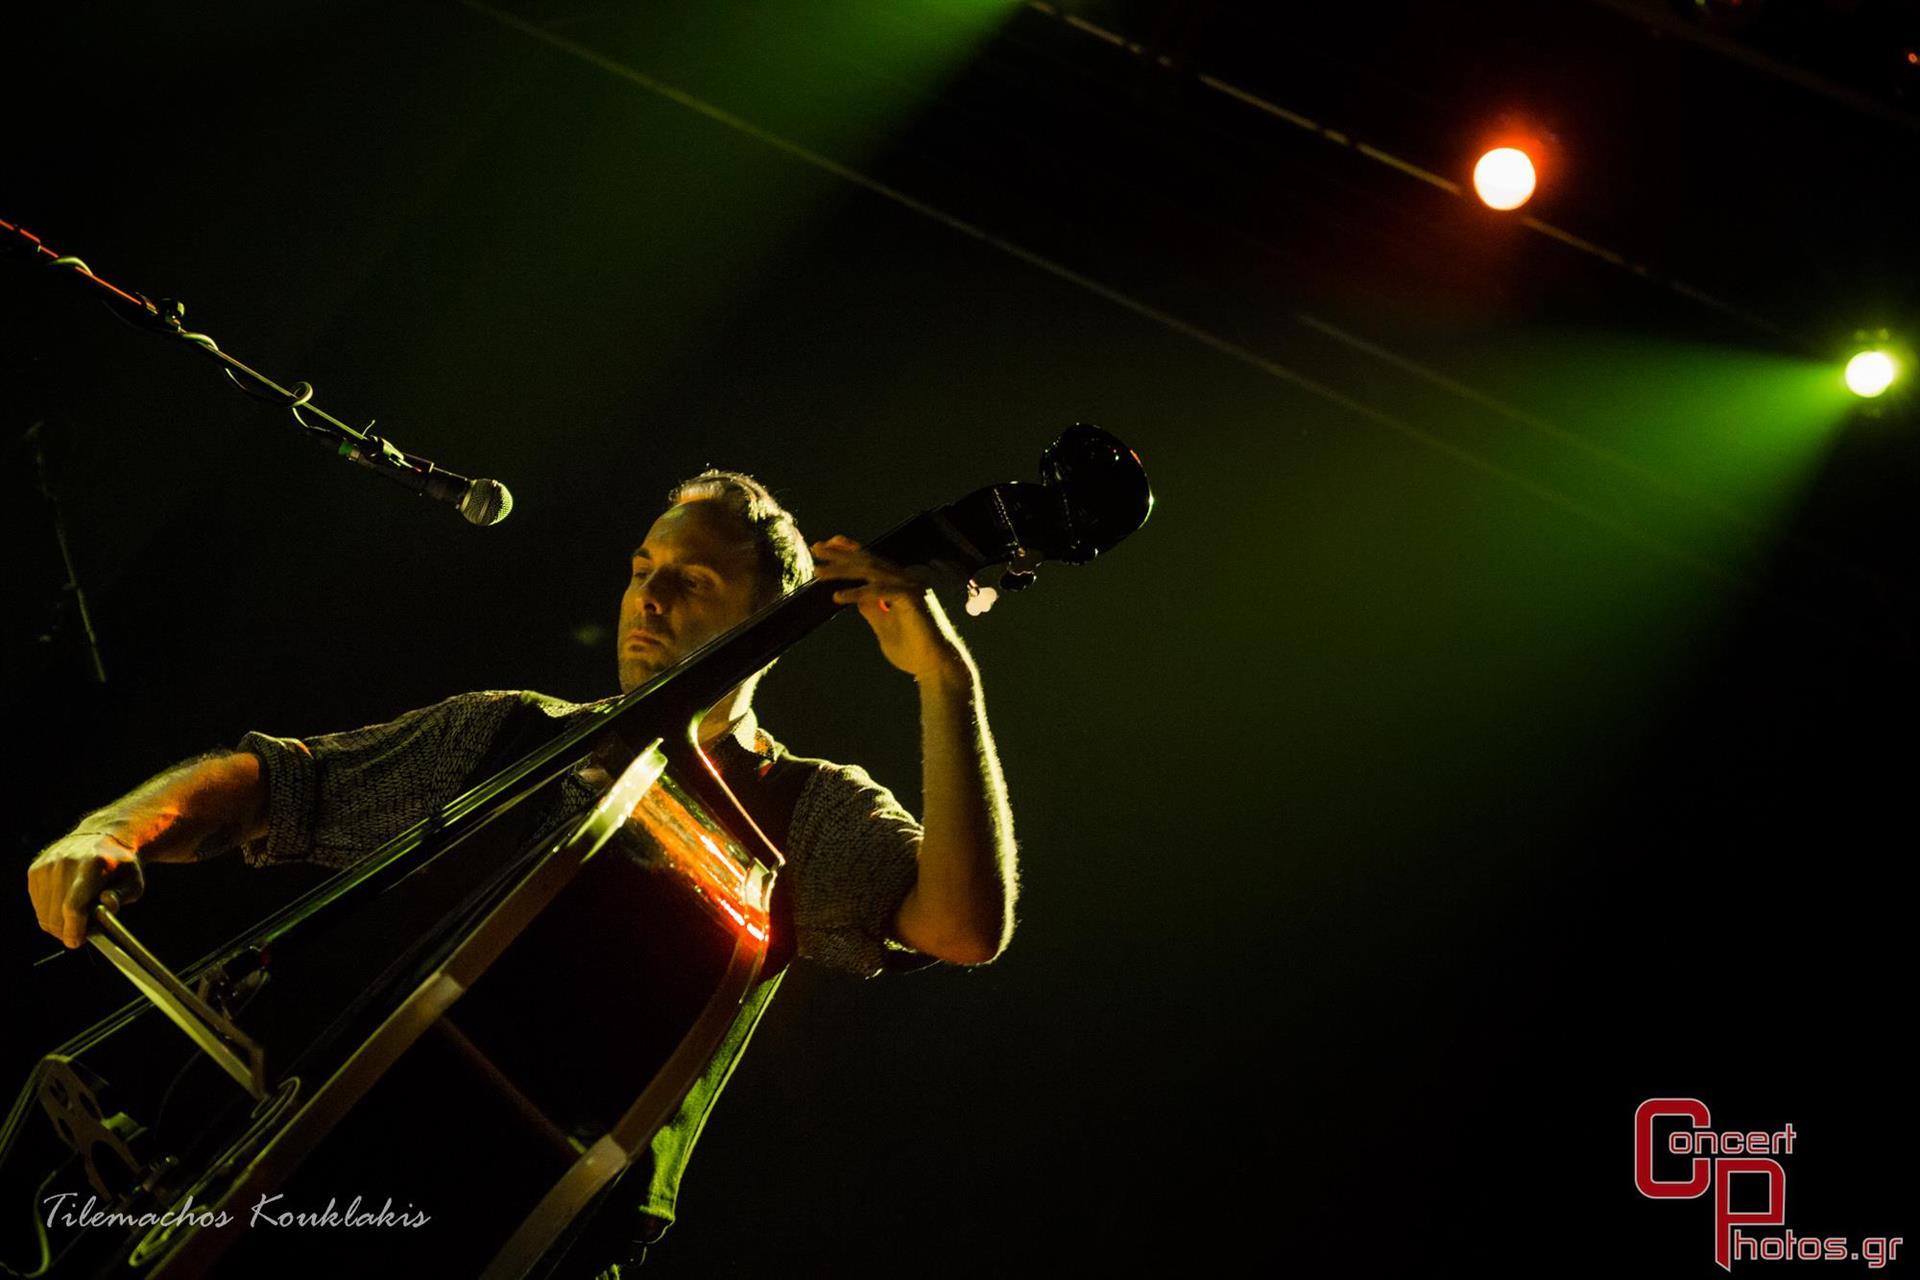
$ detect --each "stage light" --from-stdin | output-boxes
[1844,350,1897,398]
[1473,147,1537,210]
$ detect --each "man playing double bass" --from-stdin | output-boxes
[25,470,1020,1272]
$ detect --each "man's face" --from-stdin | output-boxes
[617,500,769,693]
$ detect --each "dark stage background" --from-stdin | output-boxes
[4,2,1915,1274]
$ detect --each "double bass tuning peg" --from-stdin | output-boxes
[965,549,1040,616]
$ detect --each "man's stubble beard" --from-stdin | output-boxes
[618,652,668,694]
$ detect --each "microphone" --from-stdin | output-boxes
[334,437,514,526]
[445,474,514,527]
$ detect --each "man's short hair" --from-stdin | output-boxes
[666,470,814,603]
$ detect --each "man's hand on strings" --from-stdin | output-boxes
[28,830,145,950]
[811,536,973,683]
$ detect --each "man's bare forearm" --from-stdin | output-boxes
[31,752,270,947]
[901,659,1019,964]
[78,752,269,864]
[801,537,1022,964]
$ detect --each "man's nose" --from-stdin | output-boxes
[634,574,675,614]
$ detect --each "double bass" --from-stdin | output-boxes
[0,426,1152,1278]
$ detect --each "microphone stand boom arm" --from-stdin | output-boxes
[0,214,500,519]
